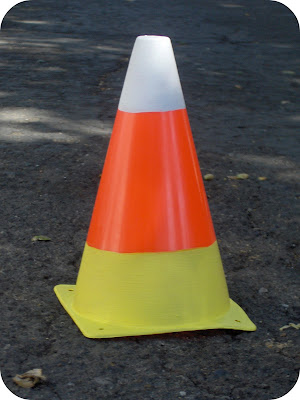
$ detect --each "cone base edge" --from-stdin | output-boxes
[54,284,256,338]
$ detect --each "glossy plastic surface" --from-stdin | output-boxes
[118,35,185,112]
[87,109,216,253]
[54,35,256,339]
[54,242,256,338]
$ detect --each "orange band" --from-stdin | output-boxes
[87,109,216,253]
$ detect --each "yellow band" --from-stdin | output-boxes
[54,241,256,338]
[73,241,229,326]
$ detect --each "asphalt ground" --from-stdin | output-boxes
[0,1,299,399]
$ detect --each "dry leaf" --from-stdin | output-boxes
[276,342,290,350]
[281,70,296,75]
[236,173,249,180]
[13,369,46,388]
[204,174,214,181]
[265,340,291,350]
[32,236,51,242]
[279,323,300,331]
[228,173,249,180]
[289,323,300,329]
[265,341,274,349]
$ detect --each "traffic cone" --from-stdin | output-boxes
[54,35,256,338]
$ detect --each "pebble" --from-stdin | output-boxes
[179,391,186,397]
[236,173,249,180]
[213,369,228,379]
[94,377,112,385]
[259,287,268,294]
[204,173,214,181]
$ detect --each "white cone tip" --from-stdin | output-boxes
[118,35,186,113]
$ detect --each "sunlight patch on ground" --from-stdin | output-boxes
[219,3,244,8]
[35,66,67,72]
[288,114,300,122]
[269,42,295,49]
[2,37,58,48]
[94,44,128,53]
[10,19,50,25]
[233,153,299,183]
[277,170,300,182]
[234,153,297,169]
[0,107,112,142]
[0,91,11,98]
